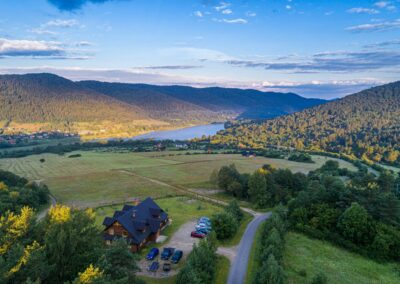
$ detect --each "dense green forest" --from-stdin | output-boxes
[212,161,400,262]
[0,170,49,213]
[211,81,400,166]
[0,170,141,284]
[0,73,324,138]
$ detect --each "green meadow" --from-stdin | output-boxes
[0,150,356,207]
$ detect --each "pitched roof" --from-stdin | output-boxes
[103,197,168,244]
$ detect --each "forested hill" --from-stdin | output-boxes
[0,73,149,122]
[77,81,325,120]
[211,81,400,166]
[0,73,325,137]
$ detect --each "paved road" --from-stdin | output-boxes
[227,212,272,284]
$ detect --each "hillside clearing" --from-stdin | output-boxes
[283,232,399,284]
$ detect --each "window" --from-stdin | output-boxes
[109,228,114,235]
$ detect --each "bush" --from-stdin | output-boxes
[225,200,244,222]
[211,212,238,240]
[311,272,328,284]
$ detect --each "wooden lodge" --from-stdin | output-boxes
[102,197,169,252]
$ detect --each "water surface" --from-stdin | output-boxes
[132,123,225,141]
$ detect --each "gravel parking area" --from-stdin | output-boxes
[137,219,201,278]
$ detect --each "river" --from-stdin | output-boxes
[132,123,225,141]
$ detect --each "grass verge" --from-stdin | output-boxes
[214,255,230,284]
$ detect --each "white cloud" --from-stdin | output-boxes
[44,19,79,28]
[346,19,400,32]
[161,47,234,62]
[75,41,93,47]
[217,18,248,24]
[215,2,230,12]
[286,5,292,10]
[194,11,203,18]
[347,7,379,14]
[246,11,257,17]
[222,9,232,15]
[374,1,390,8]
[29,28,59,35]
[0,38,64,57]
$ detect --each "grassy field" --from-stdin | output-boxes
[0,150,357,206]
[283,232,400,284]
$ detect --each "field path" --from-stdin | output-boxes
[36,194,57,221]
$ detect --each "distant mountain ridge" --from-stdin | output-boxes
[211,81,400,165]
[0,73,325,138]
[78,81,325,120]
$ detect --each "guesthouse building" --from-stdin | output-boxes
[102,197,169,252]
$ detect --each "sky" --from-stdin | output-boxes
[0,0,399,99]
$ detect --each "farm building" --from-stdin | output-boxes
[102,197,169,252]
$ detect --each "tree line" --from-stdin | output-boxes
[212,160,400,262]
[0,170,49,213]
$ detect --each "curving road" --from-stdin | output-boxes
[227,212,272,284]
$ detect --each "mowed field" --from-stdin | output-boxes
[0,150,357,207]
[283,232,399,284]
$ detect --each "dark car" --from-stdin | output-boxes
[146,248,159,260]
[163,263,171,272]
[171,250,183,264]
[161,247,175,260]
[191,231,206,238]
[148,261,159,272]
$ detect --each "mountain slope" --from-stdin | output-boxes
[212,81,400,165]
[0,73,165,136]
[0,73,326,138]
[0,73,148,122]
[77,81,227,124]
[79,82,325,120]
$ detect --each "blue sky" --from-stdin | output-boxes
[0,0,399,98]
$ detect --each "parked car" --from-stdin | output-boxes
[146,248,159,260]
[196,227,210,235]
[148,261,159,272]
[171,250,183,263]
[198,221,212,227]
[161,247,175,260]
[163,263,171,272]
[195,223,211,231]
[191,231,206,238]
[198,217,211,225]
